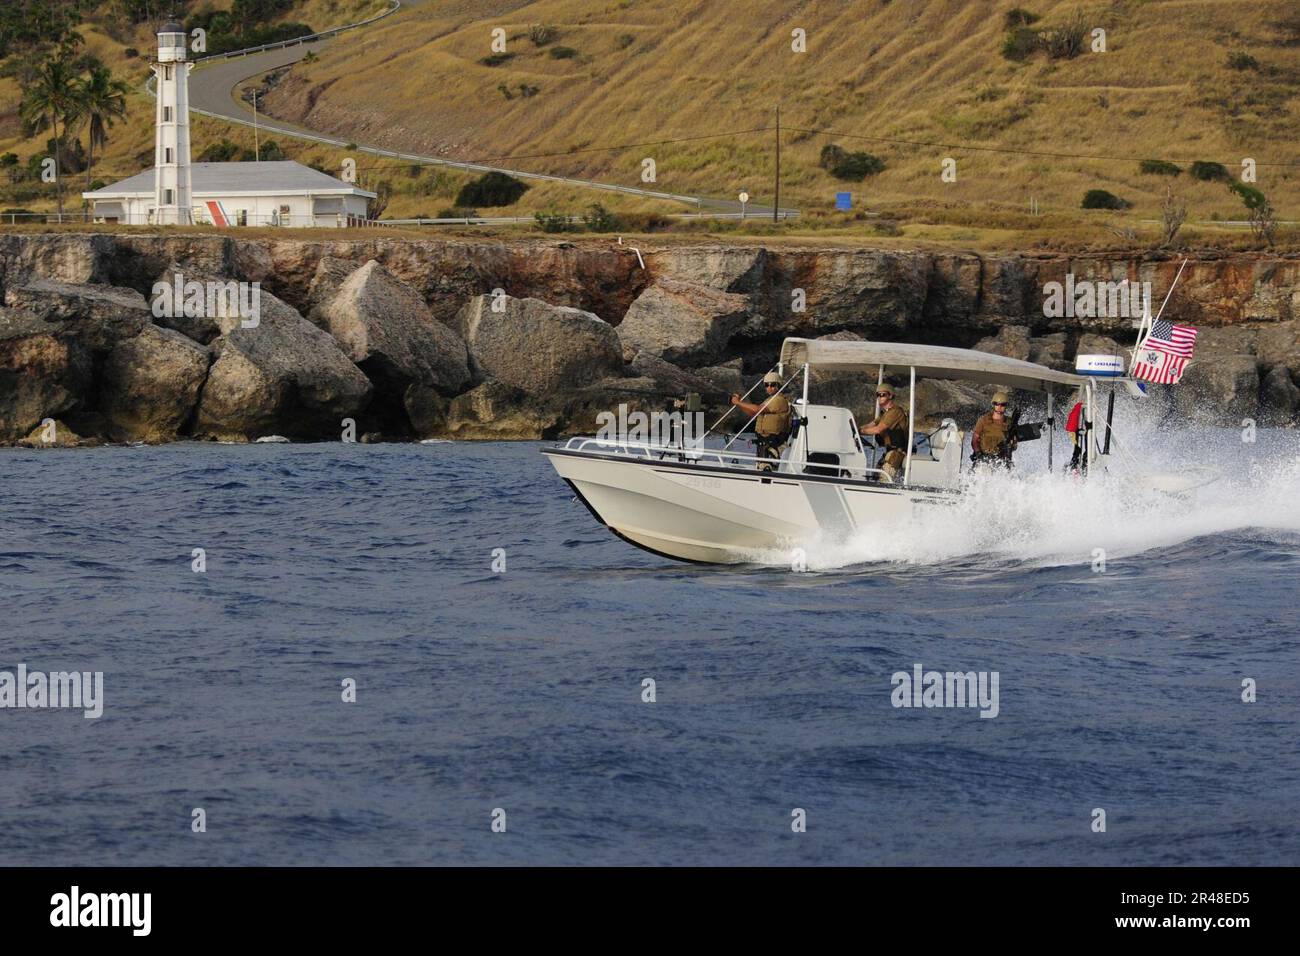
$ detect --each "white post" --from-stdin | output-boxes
[1085,380,1095,474]
[801,363,809,404]
[903,365,916,485]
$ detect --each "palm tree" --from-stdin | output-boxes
[77,65,130,215]
[20,54,83,220]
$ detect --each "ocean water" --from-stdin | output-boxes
[1,427,1298,866]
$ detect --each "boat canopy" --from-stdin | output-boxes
[779,337,1088,394]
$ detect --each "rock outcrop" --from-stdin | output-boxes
[616,278,750,366]
[99,325,210,442]
[5,234,1300,444]
[317,260,471,433]
[452,293,622,395]
[194,291,372,441]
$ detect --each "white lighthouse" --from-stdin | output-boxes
[152,18,193,224]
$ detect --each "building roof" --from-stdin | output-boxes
[779,337,1087,393]
[83,161,376,199]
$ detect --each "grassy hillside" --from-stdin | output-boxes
[2,0,1299,250]
[264,2,1300,211]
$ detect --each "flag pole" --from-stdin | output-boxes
[1153,257,1189,324]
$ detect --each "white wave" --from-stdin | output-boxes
[762,423,1300,571]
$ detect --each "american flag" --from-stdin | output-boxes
[1131,319,1197,384]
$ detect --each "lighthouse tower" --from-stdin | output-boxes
[152,19,192,224]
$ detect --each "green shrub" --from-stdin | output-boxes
[534,210,570,232]
[1227,51,1258,70]
[1190,161,1229,182]
[1001,26,1040,61]
[615,33,634,49]
[456,171,529,207]
[198,140,240,162]
[549,46,578,59]
[1229,181,1267,211]
[1139,159,1181,177]
[818,143,846,170]
[480,52,514,67]
[831,151,885,180]
[1004,8,1040,28]
[436,206,479,219]
[1039,10,1088,59]
[582,203,619,231]
[1081,189,1131,210]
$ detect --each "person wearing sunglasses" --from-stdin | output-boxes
[730,371,792,471]
[858,382,909,482]
[970,390,1018,469]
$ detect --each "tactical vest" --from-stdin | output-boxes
[756,394,791,438]
[975,413,1012,455]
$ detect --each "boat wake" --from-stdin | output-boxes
[752,430,1300,571]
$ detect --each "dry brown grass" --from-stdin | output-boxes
[3,0,1299,252]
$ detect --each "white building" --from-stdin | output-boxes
[83,20,374,228]
[84,161,376,227]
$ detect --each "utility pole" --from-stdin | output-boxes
[253,90,260,162]
[773,105,781,223]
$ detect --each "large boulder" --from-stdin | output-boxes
[973,325,1032,362]
[194,291,372,441]
[1260,365,1300,424]
[0,308,91,442]
[306,255,361,327]
[99,325,211,442]
[452,293,622,394]
[1175,354,1259,423]
[1256,319,1300,377]
[444,380,560,440]
[616,278,749,366]
[318,260,471,400]
[146,263,244,345]
[1028,332,1069,371]
[3,278,150,351]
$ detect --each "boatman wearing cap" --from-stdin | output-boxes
[859,382,910,482]
[731,372,792,471]
[971,390,1017,468]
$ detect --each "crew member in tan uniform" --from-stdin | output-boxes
[859,382,910,482]
[731,371,791,471]
[971,390,1017,468]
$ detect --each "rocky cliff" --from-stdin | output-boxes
[2,233,1298,445]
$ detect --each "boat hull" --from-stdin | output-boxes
[544,448,954,564]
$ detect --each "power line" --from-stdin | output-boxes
[783,125,1300,168]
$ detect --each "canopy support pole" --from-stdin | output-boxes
[1085,380,1095,474]
[1046,392,1054,472]
[903,365,916,486]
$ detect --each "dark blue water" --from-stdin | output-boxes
[2,440,1298,865]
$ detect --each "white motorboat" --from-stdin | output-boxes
[542,336,1121,564]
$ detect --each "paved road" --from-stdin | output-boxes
[184,22,799,216]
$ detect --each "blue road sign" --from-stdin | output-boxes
[835,192,852,211]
